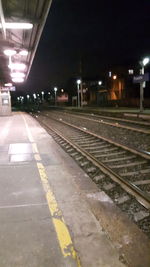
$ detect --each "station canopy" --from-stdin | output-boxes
[0,0,52,85]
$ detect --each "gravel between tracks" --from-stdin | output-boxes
[42,111,150,152]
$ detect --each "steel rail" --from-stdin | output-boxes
[55,111,150,135]
[46,115,150,160]
[35,115,150,209]
[61,109,150,127]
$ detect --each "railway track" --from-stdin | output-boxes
[33,113,150,237]
[47,109,150,134]
[40,110,150,153]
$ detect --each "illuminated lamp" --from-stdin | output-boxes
[8,63,26,70]
[11,72,25,78]
[19,50,28,56]
[143,57,149,66]
[113,75,117,80]
[12,77,24,83]
[77,79,81,85]
[128,69,134,75]
[4,83,12,86]
[0,23,33,29]
[4,49,16,56]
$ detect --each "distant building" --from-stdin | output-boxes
[68,64,150,107]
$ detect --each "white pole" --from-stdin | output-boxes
[140,66,144,112]
[77,83,80,107]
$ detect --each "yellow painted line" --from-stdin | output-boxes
[34,153,41,161]
[37,162,81,265]
[32,143,39,153]
[22,113,81,266]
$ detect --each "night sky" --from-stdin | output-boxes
[19,0,150,93]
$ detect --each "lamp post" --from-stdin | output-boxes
[140,57,149,112]
[41,91,44,101]
[98,81,102,105]
[33,93,36,102]
[54,87,57,105]
[76,79,81,107]
[21,96,24,104]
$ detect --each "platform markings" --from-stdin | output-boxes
[34,153,42,161]
[22,114,34,142]
[22,114,81,266]
[32,143,39,153]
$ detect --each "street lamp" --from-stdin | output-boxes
[27,95,30,104]
[113,75,117,80]
[33,93,36,100]
[41,91,44,101]
[98,81,102,85]
[48,92,51,101]
[143,57,149,67]
[139,57,150,112]
[76,79,81,107]
[54,87,57,105]
[21,96,24,104]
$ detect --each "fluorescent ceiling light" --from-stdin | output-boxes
[4,49,16,56]
[8,63,26,70]
[19,50,28,56]
[4,83,12,86]
[0,23,33,29]
[12,77,24,83]
[11,72,25,78]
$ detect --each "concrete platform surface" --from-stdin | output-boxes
[0,112,126,267]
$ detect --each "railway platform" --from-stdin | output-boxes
[0,112,126,267]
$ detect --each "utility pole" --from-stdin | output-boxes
[79,59,83,107]
[140,67,144,112]
[139,57,149,112]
